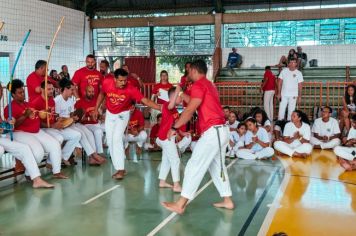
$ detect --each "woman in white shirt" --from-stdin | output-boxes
[334,114,356,171]
[236,117,274,160]
[226,111,240,132]
[274,110,313,158]
[226,123,246,158]
[340,85,356,133]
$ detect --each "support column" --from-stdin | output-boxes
[213,13,222,81]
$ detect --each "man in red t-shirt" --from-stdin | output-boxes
[122,64,142,90]
[124,105,147,154]
[5,79,67,179]
[179,62,193,107]
[75,85,104,154]
[162,60,234,214]
[26,60,58,102]
[100,59,115,81]
[31,81,81,166]
[262,66,277,121]
[72,54,103,99]
[94,68,161,180]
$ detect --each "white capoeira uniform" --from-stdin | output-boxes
[274,122,313,157]
[259,119,272,141]
[101,78,145,171]
[0,135,42,180]
[334,127,356,161]
[177,135,192,153]
[236,127,274,159]
[84,123,104,154]
[156,136,181,182]
[310,117,341,149]
[180,77,232,200]
[278,68,303,121]
[226,120,239,130]
[54,94,97,156]
[124,130,147,149]
[226,132,244,158]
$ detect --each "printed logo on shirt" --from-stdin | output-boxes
[86,75,101,86]
[107,93,126,105]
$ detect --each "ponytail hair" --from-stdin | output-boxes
[294,110,310,125]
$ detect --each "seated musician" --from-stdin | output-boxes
[4,79,67,179]
[31,81,81,166]
[54,79,105,166]
[75,85,104,155]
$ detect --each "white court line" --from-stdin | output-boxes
[147,159,238,236]
[257,156,292,236]
[82,185,120,205]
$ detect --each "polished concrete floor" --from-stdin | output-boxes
[1,149,356,236]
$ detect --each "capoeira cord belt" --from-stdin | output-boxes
[214,126,226,182]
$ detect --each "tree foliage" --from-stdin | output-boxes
[158,55,211,73]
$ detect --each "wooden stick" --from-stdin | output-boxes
[45,16,65,128]
[0,21,4,32]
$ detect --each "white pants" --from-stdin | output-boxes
[274,140,313,157]
[190,141,197,151]
[13,130,62,174]
[177,135,192,153]
[226,141,244,157]
[310,137,341,149]
[156,137,180,182]
[85,123,104,154]
[0,136,41,179]
[105,110,130,171]
[45,128,82,160]
[236,147,274,160]
[264,90,275,121]
[71,123,97,155]
[181,126,232,200]
[278,96,297,121]
[124,130,148,149]
[334,146,356,161]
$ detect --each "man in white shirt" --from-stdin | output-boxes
[55,79,104,166]
[311,106,341,149]
[334,114,356,171]
[277,58,303,121]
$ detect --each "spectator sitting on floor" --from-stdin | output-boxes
[226,47,242,69]
[226,111,239,132]
[223,106,231,122]
[310,106,341,149]
[296,46,307,69]
[340,84,356,134]
[226,122,247,158]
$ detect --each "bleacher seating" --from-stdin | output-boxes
[217,66,356,82]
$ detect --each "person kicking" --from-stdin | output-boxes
[162,60,234,214]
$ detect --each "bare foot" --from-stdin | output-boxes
[53,172,69,179]
[33,177,54,188]
[88,157,101,166]
[161,202,185,215]
[93,153,106,163]
[63,160,71,166]
[173,185,182,193]
[159,181,173,188]
[213,197,235,210]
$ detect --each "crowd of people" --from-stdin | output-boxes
[1,53,356,215]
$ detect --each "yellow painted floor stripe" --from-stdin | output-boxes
[263,149,356,236]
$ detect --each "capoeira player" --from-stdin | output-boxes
[5,79,67,179]
[162,60,234,214]
[94,68,161,180]
[156,87,190,192]
[334,114,356,171]
[31,81,81,166]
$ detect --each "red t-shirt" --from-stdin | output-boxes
[30,96,56,124]
[127,75,140,90]
[102,79,144,114]
[75,98,97,124]
[26,72,56,102]
[128,109,144,130]
[158,102,179,140]
[4,100,40,133]
[72,67,103,99]
[263,70,276,91]
[152,83,173,104]
[103,73,115,80]
[190,77,225,133]
[180,76,193,107]
[150,124,160,140]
